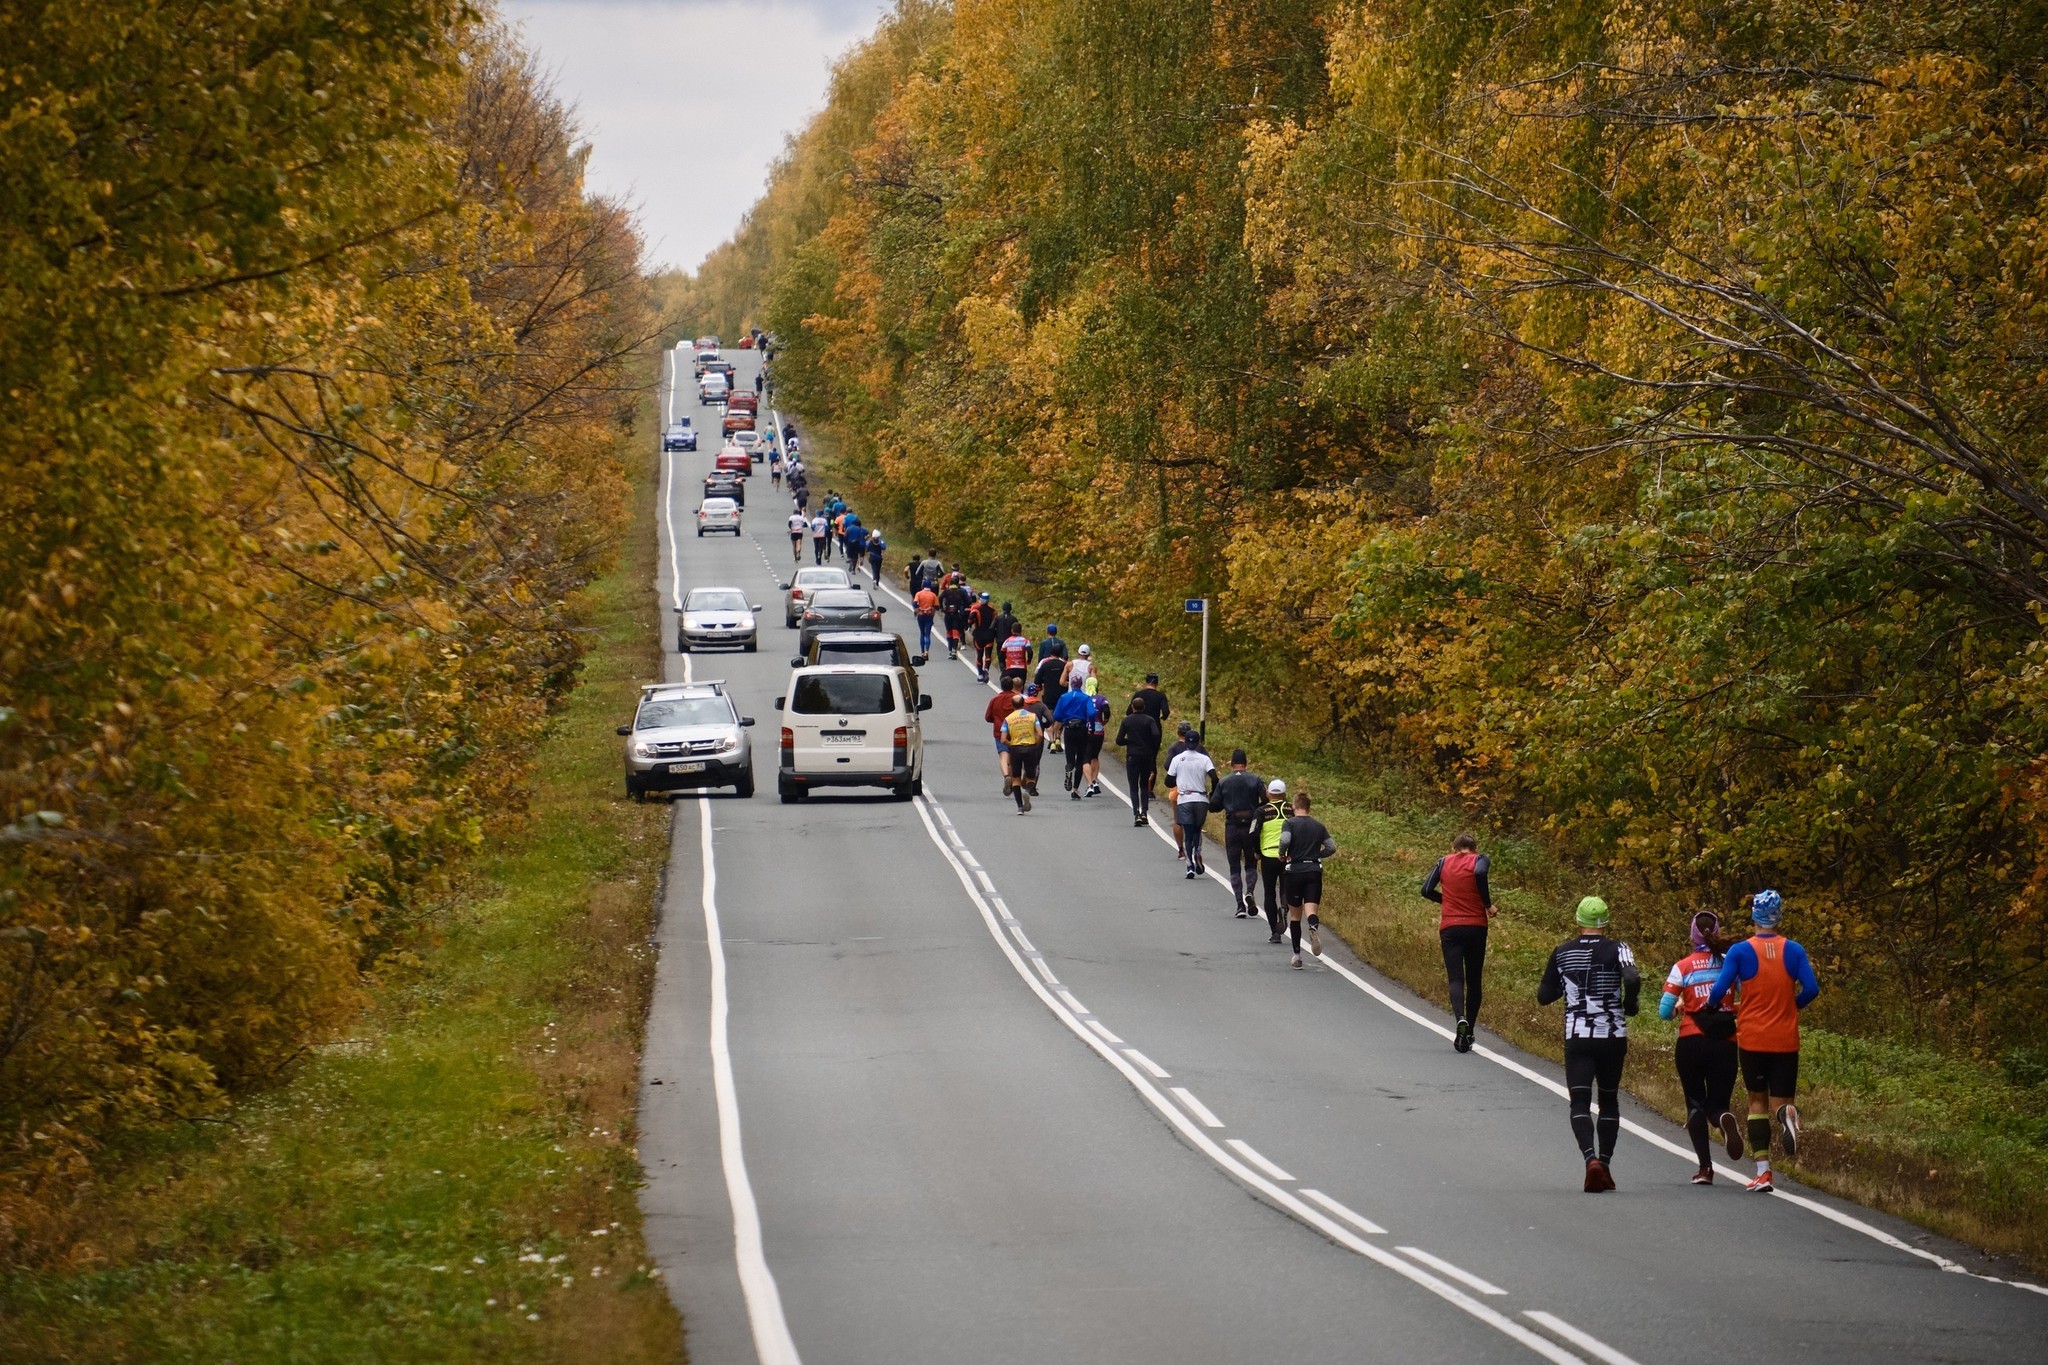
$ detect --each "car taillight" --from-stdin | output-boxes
[893,726,908,766]
[780,727,794,767]
[804,611,818,621]
[868,612,881,622]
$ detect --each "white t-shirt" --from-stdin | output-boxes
[1167,749,1216,803]
[810,515,828,537]
[788,512,807,534]
[1067,657,1095,687]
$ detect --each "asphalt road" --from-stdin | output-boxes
[636,345,2048,1363]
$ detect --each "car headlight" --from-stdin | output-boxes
[633,742,656,757]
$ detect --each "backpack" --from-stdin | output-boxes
[1003,706,1041,747]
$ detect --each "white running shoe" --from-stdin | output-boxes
[1306,917,1322,957]
[1290,954,1303,970]
[1775,1103,1801,1158]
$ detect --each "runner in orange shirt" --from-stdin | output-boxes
[1705,890,1821,1193]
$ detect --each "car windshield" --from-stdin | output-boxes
[636,696,731,729]
[811,592,874,610]
[685,590,749,612]
[815,639,897,665]
[703,498,737,512]
[668,421,690,432]
[795,570,849,588]
[791,673,895,715]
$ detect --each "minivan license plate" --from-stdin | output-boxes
[821,732,863,745]
[668,762,706,773]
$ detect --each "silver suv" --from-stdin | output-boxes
[618,680,756,800]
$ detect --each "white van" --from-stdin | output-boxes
[773,665,930,802]
[699,372,729,405]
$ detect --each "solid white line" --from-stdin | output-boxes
[1085,1018,1125,1046]
[1397,1246,1507,1296]
[1122,1048,1171,1079]
[1524,1312,1645,1365]
[1056,988,1087,1014]
[1299,1188,1387,1236]
[1030,957,1058,985]
[1226,1139,1294,1182]
[1169,1087,1225,1129]
[904,794,1586,1365]
[1007,924,1036,953]
[698,754,801,1363]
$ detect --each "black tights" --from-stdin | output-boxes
[1261,856,1284,933]
[1674,1034,1738,1168]
[1564,1038,1628,1164]
[1439,925,1488,1025]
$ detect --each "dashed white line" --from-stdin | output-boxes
[1084,1018,1125,1046]
[1122,1048,1171,1079]
[1524,1312,1646,1365]
[1397,1246,1507,1297]
[1299,1188,1387,1236]
[1169,1087,1225,1129]
[1226,1139,1295,1182]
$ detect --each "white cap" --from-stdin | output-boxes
[1078,644,1091,656]
[1267,779,1286,796]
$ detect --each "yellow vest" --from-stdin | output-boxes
[1258,801,1288,857]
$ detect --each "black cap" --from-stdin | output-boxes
[1145,672,1159,683]
[1231,748,1247,766]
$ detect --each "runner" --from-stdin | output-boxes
[983,678,1024,793]
[1536,897,1641,1192]
[1081,676,1108,796]
[998,623,1032,690]
[912,581,940,657]
[999,691,1044,814]
[1052,676,1094,798]
[940,574,974,661]
[1660,910,1746,1185]
[1033,644,1070,740]
[1705,890,1820,1193]
[1014,684,1053,800]
[843,514,868,570]
[1165,734,1216,880]
[809,510,830,565]
[1212,749,1267,919]
[1162,721,1197,861]
[1254,779,1289,943]
[1066,643,1097,691]
[991,600,1020,652]
[1421,832,1496,1053]
[1114,699,1162,827]
[968,592,998,683]
[786,505,807,564]
[866,530,886,585]
[1131,671,1171,726]
[770,452,783,490]
[1276,791,1334,968]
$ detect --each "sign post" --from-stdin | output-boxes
[1184,598,1209,741]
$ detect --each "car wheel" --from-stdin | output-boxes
[696,528,704,537]
[892,781,915,802]
[735,768,755,799]
[744,639,757,653]
[910,776,923,797]
[628,784,644,803]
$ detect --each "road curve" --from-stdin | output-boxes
[636,346,2048,1364]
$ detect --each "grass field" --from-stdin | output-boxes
[807,430,2048,1278]
[0,414,686,1361]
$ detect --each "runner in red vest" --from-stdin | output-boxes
[1422,833,1495,1053]
[1705,889,1821,1193]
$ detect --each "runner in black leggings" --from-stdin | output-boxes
[1537,898,1641,1191]
[1660,911,1745,1183]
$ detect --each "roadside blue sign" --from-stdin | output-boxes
[1184,598,1206,614]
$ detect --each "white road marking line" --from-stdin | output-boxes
[1030,957,1058,985]
[904,793,1588,1364]
[1226,1139,1294,1182]
[974,869,997,894]
[696,773,801,1363]
[1524,1312,1646,1365]
[1299,1188,1387,1236]
[1084,1018,1125,1046]
[1397,1246,1507,1297]
[1169,1087,1225,1129]
[1007,925,1036,953]
[1122,1048,1171,1079]
[900,593,2047,1299]
[1055,988,1087,1014]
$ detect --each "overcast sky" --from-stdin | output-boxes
[500,0,892,273]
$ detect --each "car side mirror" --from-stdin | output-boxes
[740,717,756,727]
[778,583,791,591]
[911,654,929,667]
[875,605,886,613]
[917,695,934,712]
[750,604,761,612]
[616,725,631,736]
[772,698,784,710]
[789,656,805,667]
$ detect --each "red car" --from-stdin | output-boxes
[715,449,751,477]
[722,408,756,435]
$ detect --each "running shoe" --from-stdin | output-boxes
[1775,1103,1801,1158]
[1234,905,1249,919]
[1583,1159,1614,1192]
[1184,866,1198,880]
[1087,783,1101,797]
[1020,788,1033,812]
[1290,954,1303,970]
[1268,933,1283,944]
[1718,1111,1746,1160]
[1745,1171,1775,1194]
[1454,1019,1473,1053]
[1691,1167,1714,1186]
[1133,816,1146,827]
[1070,790,1081,801]
[1306,916,1322,957]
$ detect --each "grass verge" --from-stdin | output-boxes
[808,433,2048,1277]
[0,409,684,1361]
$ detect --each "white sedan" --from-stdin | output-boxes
[697,496,741,536]
[678,586,760,653]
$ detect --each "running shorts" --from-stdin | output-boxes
[1174,798,1208,831]
[1739,1048,1799,1097]
[1283,866,1323,907]
[1010,743,1043,784]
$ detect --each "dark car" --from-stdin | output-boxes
[703,470,745,506]
[797,589,885,653]
[791,629,926,701]
[663,419,697,452]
